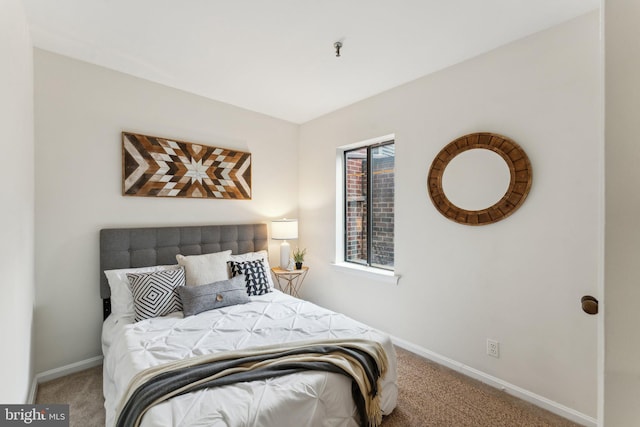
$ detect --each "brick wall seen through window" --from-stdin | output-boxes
[344,141,394,269]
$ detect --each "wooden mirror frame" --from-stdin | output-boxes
[427,132,532,225]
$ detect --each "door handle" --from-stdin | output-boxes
[581,295,598,315]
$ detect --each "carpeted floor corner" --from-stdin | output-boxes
[35,347,582,427]
[36,365,105,427]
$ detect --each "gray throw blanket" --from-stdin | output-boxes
[116,338,388,427]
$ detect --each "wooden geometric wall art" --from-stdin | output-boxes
[427,132,532,226]
[122,132,251,199]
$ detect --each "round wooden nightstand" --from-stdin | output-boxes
[271,267,309,297]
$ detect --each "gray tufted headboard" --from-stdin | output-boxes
[100,223,268,319]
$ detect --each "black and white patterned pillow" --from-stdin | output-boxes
[228,259,270,296]
[127,267,185,322]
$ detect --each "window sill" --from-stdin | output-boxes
[331,262,400,285]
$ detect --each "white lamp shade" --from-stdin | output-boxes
[271,219,298,240]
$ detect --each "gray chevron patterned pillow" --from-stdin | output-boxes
[127,267,186,322]
[228,259,271,296]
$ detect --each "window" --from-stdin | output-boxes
[343,140,395,270]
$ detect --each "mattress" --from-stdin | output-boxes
[102,289,398,427]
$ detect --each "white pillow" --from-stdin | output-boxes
[229,250,275,288]
[104,264,180,316]
[176,250,232,286]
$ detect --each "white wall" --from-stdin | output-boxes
[299,12,600,420]
[0,0,35,403]
[604,0,640,425]
[33,50,299,373]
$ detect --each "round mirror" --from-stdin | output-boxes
[442,148,511,211]
[427,132,532,226]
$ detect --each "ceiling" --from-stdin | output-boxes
[23,0,599,124]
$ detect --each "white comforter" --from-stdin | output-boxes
[102,290,398,427]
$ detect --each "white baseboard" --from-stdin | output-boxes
[391,336,597,427]
[34,356,103,386]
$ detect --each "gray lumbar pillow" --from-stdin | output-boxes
[178,274,250,317]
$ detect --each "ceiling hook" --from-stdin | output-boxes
[334,42,342,57]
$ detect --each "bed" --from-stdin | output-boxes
[100,224,398,427]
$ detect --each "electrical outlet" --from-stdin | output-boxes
[487,339,500,358]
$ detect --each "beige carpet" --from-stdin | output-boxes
[382,347,580,426]
[35,347,581,427]
[36,365,104,427]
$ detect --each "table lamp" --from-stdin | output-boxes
[271,219,298,270]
